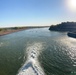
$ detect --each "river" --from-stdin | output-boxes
[0,28,76,75]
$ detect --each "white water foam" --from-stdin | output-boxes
[0,42,3,47]
[17,42,45,75]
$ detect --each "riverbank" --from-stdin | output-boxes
[0,28,29,36]
[0,26,49,36]
[0,28,76,75]
[49,22,76,32]
[67,32,76,38]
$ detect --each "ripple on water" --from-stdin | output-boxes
[17,42,45,75]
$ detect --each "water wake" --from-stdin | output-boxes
[17,43,45,75]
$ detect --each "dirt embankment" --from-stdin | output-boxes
[0,28,27,36]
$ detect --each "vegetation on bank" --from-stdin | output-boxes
[0,26,49,31]
[0,27,26,31]
[0,28,7,31]
[49,22,76,38]
[0,26,48,36]
[49,22,76,32]
[0,27,28,36]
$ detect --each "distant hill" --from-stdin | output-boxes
[49,22,76,32]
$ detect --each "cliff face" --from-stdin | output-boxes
[49,22,76,32]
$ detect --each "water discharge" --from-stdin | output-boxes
[17,42,45,75]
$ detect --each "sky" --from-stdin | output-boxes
[0,0,76,27]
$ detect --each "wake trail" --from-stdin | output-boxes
[17,43,45,75]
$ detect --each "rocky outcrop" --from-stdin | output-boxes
[49,22,76,32]
[67,32,76,38]
[49,22,76,38]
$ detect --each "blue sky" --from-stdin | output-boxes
[0,0,76,27]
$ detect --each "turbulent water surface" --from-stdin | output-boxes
[0,28,76,75]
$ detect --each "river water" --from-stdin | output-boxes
[0,28,76,75]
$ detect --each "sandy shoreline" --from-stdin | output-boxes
[0,27,48,36]
[0,28,28,36]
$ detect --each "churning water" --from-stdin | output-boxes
[17,43,45,75]
[0,28,76,75]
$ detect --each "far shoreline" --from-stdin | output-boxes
[0,28,29,36]
[0,26,49,36]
